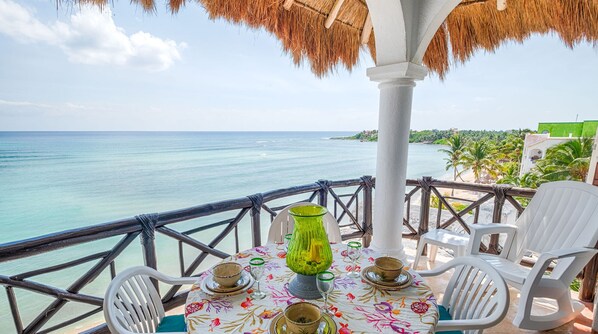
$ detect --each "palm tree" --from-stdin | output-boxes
[461,140,494,183]
[496,135,524,164]
[439,134,466,184]
[535,138,593,181]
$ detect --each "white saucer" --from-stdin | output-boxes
[200,271,254,296]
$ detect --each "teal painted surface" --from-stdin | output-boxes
[538,122,583,137]
[538,121,598,137]
[582,121,598,137]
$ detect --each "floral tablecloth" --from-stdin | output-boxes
[185,243,438,334]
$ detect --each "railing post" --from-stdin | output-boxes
[361,176,374,247]
[417,177,433,256]
[136,214,159,292]
[579,241,598,302]
[317,180,330,207]
[489,185,511,254]
[137,214,158,270]
[248,194,264,247]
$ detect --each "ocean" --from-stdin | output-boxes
[0,131,448,332]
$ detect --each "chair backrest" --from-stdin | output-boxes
[266,202,342,244]
[440,257,509,334]
[508,181,598,261]
[104,266,167,334]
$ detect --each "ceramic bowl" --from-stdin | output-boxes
[374,256,404,281]
[284,302,322,334]
[212,262,243,288]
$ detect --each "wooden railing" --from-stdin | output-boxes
[403,177,536,254]
[1,176,594,334]
[0,176,373,334]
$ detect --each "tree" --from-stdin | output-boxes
[439,134,466,182]
[461,140,494,183]
[535,138,593,181]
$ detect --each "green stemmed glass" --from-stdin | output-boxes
[249,257,266,299]
[347,241,362,278]
[316,271,335,315]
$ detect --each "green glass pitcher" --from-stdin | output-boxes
[286,204,333,299]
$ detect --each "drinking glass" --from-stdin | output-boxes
[347,241,362,278]
[284,233,293,252]
[249,257,266,299]
[316,271,335,314]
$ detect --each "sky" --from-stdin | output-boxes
[0,0,596,131]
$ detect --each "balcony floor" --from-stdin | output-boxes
[402,239,595,334]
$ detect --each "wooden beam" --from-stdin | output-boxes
[361,13,372,44]
[283,0,294,10]
[324,0,346,29]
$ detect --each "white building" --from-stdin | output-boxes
[519,134,570,176]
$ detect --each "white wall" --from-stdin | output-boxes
[586,132,598,185]
[520,134,570,176]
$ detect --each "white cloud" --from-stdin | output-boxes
[0,99,55,109]
[0,0,185,71]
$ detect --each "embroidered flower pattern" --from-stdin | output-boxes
[185,243,436,333]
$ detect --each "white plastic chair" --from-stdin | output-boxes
[413,229,469,269]
[418,256,509,334]
[104,266,197,334]
[467,181,598,330]
[266,202,342,244]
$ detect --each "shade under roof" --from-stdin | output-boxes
[82,0,598,78]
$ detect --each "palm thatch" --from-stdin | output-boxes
[78,0,598,78]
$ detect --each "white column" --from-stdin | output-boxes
[367,63,426,260]
[586,132,598,185]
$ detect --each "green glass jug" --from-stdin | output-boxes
[286,204,333,299]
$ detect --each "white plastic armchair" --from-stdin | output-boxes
[467,181,598,330]
[418,256,509,334]
[103,266,198,334]
[266,202,342,244]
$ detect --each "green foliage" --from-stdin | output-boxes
[337,129,533,144]
[430,195,472,215]
[439,134,466,182]
[342,129,592,189]
[570,278,580,292]
[461,140,495,183]
[534,138,593,182]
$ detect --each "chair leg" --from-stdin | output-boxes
[513,287,583,330]
[413,240,427,269]
[429,244,438,262]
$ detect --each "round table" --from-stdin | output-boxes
[185,243,438,333]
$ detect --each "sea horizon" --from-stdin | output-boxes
[0,131,449,333]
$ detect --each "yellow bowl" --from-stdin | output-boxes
[284,302,322,334]
[374,256,404,281]
[212,262,243,288]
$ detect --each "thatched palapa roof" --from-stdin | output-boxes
[82,0,598,78]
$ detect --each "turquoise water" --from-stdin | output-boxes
[0,131,448,332]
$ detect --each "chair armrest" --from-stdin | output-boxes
[543,247,597,260]
[468,223,518,234]
[148,268,200,286]
[466,224,518,256]
[164,276,200,285]
[522,247,598,296]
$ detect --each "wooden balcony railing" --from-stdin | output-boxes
[0,176,593,334]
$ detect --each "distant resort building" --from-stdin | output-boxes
[520,120,598,176]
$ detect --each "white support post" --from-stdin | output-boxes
[368,63,427,260]
[586,132,598,185]
[362,0,461,259]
